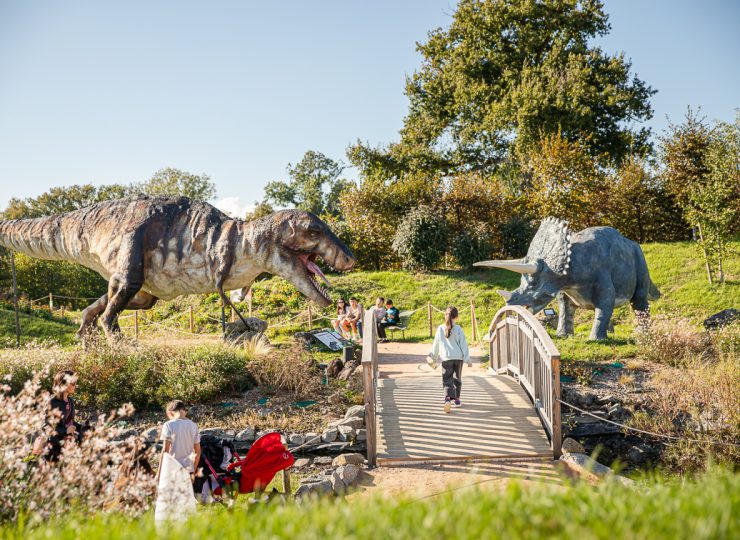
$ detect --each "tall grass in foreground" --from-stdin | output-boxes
[3,468,737,540]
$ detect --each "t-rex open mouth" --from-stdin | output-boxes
[301,253,332,302]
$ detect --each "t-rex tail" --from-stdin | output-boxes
[0,216,73,262]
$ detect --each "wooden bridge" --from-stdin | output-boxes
[362,306,561,466]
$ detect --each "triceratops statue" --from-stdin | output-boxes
[475,218,660,340]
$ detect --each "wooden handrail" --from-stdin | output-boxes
[488,305,562,458]
[362,308,378,467]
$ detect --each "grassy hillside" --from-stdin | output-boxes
[0,308,78,346]
[3,468,737,540]
[2,240,737,362]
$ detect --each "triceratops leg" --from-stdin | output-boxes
[556,292,576,337]
[590,284,615,341]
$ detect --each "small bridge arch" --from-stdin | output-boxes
[362,304,562,466]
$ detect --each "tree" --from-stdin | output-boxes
[349,0,655,179]
[135,168,216,201]
[392,205,448,271]
[605,157,688,243]
[264,151,351,217]
[661,111,739,284]
[244,201,275,222]
[2,183,130,220]
[523,131,608,230]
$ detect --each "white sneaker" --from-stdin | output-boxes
[426,356,437,370]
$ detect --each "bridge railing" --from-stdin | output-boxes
[362,308,379,467]
[488,305,562,458]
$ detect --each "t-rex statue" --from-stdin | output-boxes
[475,217,660,340]
[0,195,355,337]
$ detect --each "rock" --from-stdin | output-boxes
[703,308,739,330]
[337,464,359,485]
[314,456,333,466]
[293,458,312,469]
[608,404,625,418]
[559,453,634,486]
[561,437,585,454]
[330,471,347,495]
[257,408,273,417]
[627,444,652,466]
[327,358,344,378]
[356,429,367,442]
[328,416,363,430]
[321,428,338,443]
[256,429,273,439]
[337,360,360,381]
[113,428,139,442]
[344,405,366,419]
[142,427,160,443]
[235,427,255,442]
[225,317,269,334]
[201,428,236,440]
[337,425,355,442]
[288,433,305,445]
[304,433,321,445]
[295,478,332,498]
[332,453,366,467]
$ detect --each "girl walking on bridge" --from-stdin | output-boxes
[426,306,471,413]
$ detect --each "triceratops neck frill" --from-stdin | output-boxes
[526,217,572,276]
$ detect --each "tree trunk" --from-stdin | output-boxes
[696,223,714,284]
[717,237,725,284]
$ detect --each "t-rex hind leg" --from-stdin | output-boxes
[100,234,146,337]
[77,294,109,338]
[216,283,251,331]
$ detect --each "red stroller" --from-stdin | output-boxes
[198,432,294,502]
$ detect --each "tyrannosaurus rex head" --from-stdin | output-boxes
[255,210,355,307]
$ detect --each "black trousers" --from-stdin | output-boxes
[442,360,463,400]
[377,321,396,339]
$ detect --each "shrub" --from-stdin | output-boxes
[636,316,712,366]
[0,373,155,523]
[499,214,535,258]
[451,223,493,270]
[247,341,321,396]
[391,205,448,271]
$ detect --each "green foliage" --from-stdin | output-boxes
[244,201,275,221]
[350,0,655,180]
[451,222,493,270]
[340,174,439,269]
[264,150,350,217]
[499,215,535,258]
[605,157,689,243]
[0,308,78,347]
[0,341,254,410]
[391,205,448,271]
[3,469,739,539]
[135,167,217,201]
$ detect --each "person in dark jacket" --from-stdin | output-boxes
[36,370,87,460]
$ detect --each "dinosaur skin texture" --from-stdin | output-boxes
[0,195,355,337]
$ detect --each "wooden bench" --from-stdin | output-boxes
[385,310,414,340]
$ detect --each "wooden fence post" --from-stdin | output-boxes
[231,307,235,323]
[189,305,194,333]
[470,300,477,342]
[10,251,21,348]
[282,469,291,494]
[60,305,65,318]
[427,302,433,338]
[221,306,226,332]
[134,310,139,339]
[49,293,53,312]
[308,305,313,331]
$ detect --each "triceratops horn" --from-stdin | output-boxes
[497,290,513,301]
[473,259,538,274]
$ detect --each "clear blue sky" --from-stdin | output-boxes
[1,0,738,215]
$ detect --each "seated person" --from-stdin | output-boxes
[346,297,364,340]
[374,297,388,341]
[379,299,401,341]
[332,299,350,337]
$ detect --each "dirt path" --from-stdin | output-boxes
[350,459,570,500]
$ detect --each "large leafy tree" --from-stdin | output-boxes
[135,167,217,201]
[264,151,352,217]
[350,0,655,178]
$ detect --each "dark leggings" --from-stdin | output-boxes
[442,360,463,400]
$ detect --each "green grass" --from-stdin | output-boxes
[2,468,737,539]
[0,308,78,346]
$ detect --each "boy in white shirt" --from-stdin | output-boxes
[156,400,201,483]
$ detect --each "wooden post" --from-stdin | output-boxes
[60,305,65,318]
[307,305,313,331]
[134,310,139,338]
[49,293,53,312]
[230,306,235,323]
[282,468,291,493]
[551,355,562,459]
[427,302,433,338]
[363,361,377,468]
[470,300,477,342]
[221,306,226,333]
[189,305,194,333]
[10,251,21,348]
